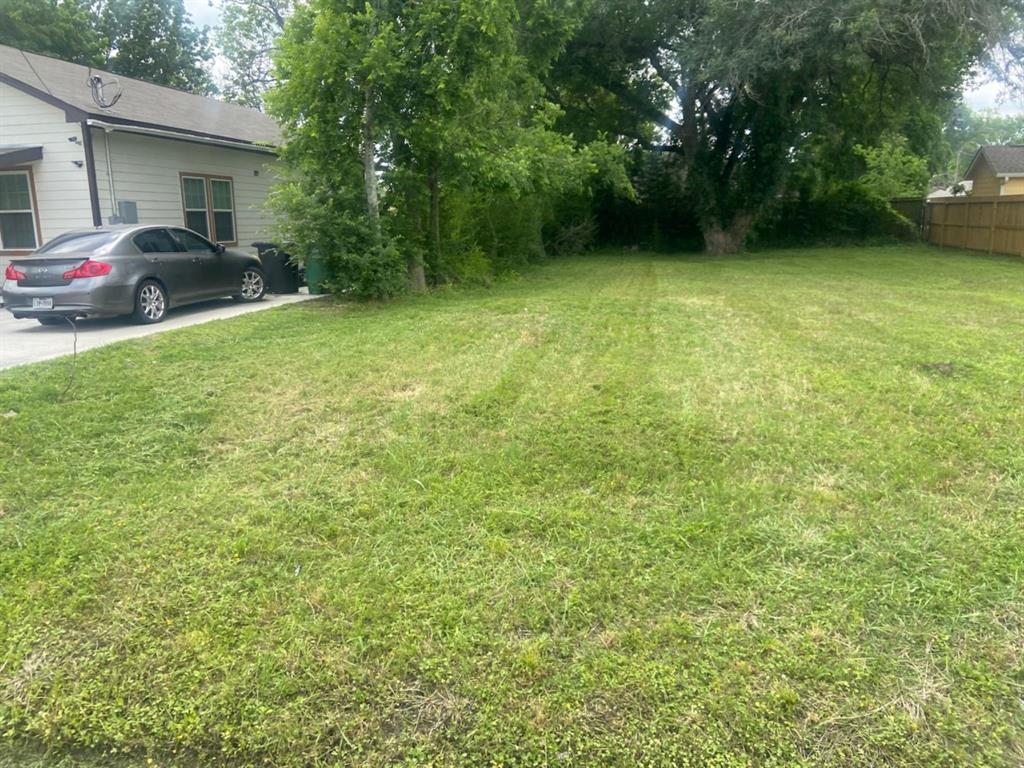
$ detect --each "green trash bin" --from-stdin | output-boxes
[304,249,328,295]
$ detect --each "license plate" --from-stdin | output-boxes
[32,298,53,310]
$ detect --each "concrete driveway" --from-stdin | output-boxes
[0,291,320,370]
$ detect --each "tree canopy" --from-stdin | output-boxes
[551,0,1023,251]
[100,0,214,93]
[216,0,293,108]
[0,0,106,65]
[941,104,1024,186]
[268,0,628,296]
[0,0,214,94]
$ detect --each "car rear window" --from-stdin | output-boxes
[37,231,122,254]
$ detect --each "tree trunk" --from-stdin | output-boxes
[361,85,381,242]
[428,164,441,264]
[405,164,439,294]
[407,256,427,291]
[703,213,753,255]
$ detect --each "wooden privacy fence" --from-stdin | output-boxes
[924,195,1024,257]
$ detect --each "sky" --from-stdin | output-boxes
[184,0,221,28]
[184,0,1024,116]
[963,78,1024,115]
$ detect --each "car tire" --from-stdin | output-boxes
[234,267,267,303]
[133,279,168,324]
[37,317,66,327]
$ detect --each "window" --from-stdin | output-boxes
[172,228,216,253]
[210,179,235,244]
[133,229,181,254]
[180,174,236,244]
[181,177,209,238]
[0,171,39,251]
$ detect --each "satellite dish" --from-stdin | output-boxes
[87,74,123,109]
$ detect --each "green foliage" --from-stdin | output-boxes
[0,0,106,65]
[268,0,631,296]
[215,0,291,108]
[553,0,1023,251]
[940,105,1024,186]
[752,184,919,248]
[99,0,214,93]
[268,167,407,299]
[1,248,1023,766]
[0,0,214,94]
[854,136,931,200]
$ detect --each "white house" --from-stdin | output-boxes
[0,44,281,271]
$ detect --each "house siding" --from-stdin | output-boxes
[971,173,1004,197]
[89,128,279,251]
[0,81,94,247]
[1002,178,1024,196]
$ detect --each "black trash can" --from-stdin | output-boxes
[253,242,300,294]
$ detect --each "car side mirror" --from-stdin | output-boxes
[215,243,226,255]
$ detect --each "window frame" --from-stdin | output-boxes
[0,167,42,255]
[178,172,238,246]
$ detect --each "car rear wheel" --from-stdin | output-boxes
[133,280,167,324]
[234,267,266,303]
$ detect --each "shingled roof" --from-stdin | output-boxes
[965,145,1024,179]
[0,44,281,147]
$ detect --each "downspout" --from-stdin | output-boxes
[80,122,102,226]
[102,129,117,222]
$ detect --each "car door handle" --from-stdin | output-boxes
[191,256,202,263]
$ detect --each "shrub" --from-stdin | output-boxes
[324,241,409,300]
[751,183,919,248]
[546,216,598,256]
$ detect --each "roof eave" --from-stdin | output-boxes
[1,71,278,151]
[85,118,279,154]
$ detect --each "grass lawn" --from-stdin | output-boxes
[1,245,1022,767]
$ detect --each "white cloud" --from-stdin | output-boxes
[184,0,222,29]
[964,78,1024,115]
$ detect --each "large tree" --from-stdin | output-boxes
[552,0,1023,252]
[0,0,106,64]
[100,0,214,93]
[215,0,293,108]
[269,0,619,295]
[0,0,214,94]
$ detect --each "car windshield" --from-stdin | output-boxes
[37,231,122,255]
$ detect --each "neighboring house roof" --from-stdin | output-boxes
[927,180,972,199]
[964,145,1024,179]
[0,44,281,148]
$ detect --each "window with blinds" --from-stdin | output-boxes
[180,174,237,244]
[0,171,39,252]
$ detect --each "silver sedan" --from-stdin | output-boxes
[2,225,267,325]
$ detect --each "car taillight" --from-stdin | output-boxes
[63,259,112,279]
[4,263,27,281]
